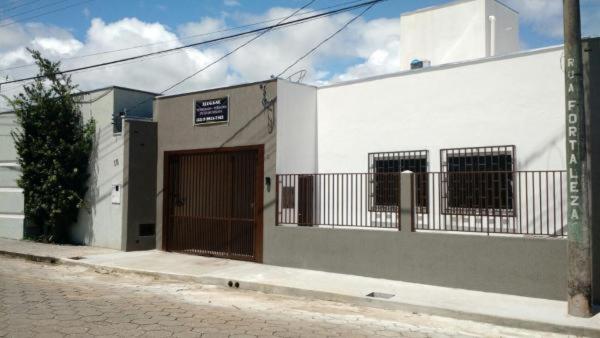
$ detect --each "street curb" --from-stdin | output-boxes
[0,249,59,264]
[1,251,598,337]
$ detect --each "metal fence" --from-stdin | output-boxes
[277,173,402,229]
[414,171,566,236]
[276,170,567,236]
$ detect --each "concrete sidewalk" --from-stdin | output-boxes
[0,237,117,260]
[1,238,599,336]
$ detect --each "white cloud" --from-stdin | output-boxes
[224,0,240,7]
[503,0,563,38]
[31,37,83,56]
[0,5,406,107]
[177,17,227,38]
[503,0,600,39]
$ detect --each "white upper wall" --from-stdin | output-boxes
[398,0,519,70]
[316,47,565,173]
[486,0,520,57]
[276,80,318,174]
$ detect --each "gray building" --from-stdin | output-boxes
[0,86,158,251]
[154,80,280,262]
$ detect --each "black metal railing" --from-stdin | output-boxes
[276,170,567,237]
[277,173,402,229]
[415,171,566,236]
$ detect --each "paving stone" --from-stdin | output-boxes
[0,256,573,338]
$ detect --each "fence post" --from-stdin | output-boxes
[275,175,279,226]
[399,171,416,232]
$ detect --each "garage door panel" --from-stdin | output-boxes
[164,146,262,261]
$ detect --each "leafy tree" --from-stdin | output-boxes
[5,49,95,243]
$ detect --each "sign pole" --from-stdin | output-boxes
[564,0,593,317]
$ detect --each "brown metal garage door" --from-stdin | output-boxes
[163,146,263,262]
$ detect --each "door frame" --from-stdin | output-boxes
[162,144,264,262]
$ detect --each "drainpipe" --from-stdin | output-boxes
[489,15,496,57]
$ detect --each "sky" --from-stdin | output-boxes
[0,0,599,105]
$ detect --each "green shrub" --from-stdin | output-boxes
[5,49,95,243]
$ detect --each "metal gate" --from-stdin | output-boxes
[163,146,263,262]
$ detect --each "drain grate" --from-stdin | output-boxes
[365,292,395,299]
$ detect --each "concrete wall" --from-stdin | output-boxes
[266,226,566,300]
[154,80,278,253]
[268,173,567,300]
[74,87,156,250]
[398,0,518,70]
[485,0,519,57]
[0,111,24,239]
[73,89,125,249]
[317,46,565,173]
[1,87,156,246]
[267,45,569,300]
[276,80,318,174]
[113,87,155,119]
[122,119,157,251]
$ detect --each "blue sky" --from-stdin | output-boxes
[0,0,599,99]
[30,0,598,48]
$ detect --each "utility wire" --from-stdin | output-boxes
[122,0,382,134]
[0,0,42,14]
[0,0,366,73]
[82,0,316,116]
[1,0,70,21]
[0,0,319,109]
[159,0,317,95]
[0,0,382,86]
[277,2,376,78]
[0,0,93,29]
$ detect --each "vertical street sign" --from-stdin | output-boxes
[563,0,592,317]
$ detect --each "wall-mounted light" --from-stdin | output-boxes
[265,177,271,192]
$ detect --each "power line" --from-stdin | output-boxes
[115,0,384,127]
[0,0,366,73]
[277,2,376,78]
[32,0,319,117]
[159,0,317,95]
[1,0,70,21]
[0,0,93,29]
[0,0,383,86]
[0,0,42,14]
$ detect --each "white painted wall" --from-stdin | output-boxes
[485,0,519,57]
[276,79,318,174]
[0,111,24,239]
[73,89,125,249]
[274,46,567,233]
[317,46,565,174]
[398,0,519,70]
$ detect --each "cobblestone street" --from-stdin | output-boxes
[0,256,574,338]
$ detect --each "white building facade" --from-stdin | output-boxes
[398,0,519,70]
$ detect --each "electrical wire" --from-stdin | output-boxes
[0,0,367,73]
[1,0,70,21]
[159,0,317,95]
[0,0,93,29]
[0,0,383,86]
[0,0,42,14]
[277,2,376,78]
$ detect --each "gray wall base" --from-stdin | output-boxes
[264,226,566,300]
